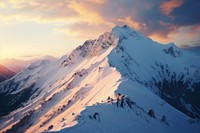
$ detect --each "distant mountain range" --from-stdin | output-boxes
[0,64,15,83]
[0,25,199,133]
[0,56,56,73]
[0,59,31,73]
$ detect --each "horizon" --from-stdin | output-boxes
[0,0,200,61]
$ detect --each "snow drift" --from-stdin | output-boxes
[0,25,200,133]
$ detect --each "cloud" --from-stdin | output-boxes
[56,22,111,40]
[82,0,177,40]
[160,0,185,17]
[0,1,6,8]
[117,16,142,31]
[83,0,107,5]
[190,24,200,37]
[0,0,79,23]
[0,0,199,47]
[149,33,171,44]
[68,1,113,26]
[183,40,200,48]
[180,40,200,55]
[171,0,200,26]
[0,0,112,25]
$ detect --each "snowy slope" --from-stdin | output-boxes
[0,25,200,133]
[109,26,200,119]
[0,64,15,83]
[0,56,56,73]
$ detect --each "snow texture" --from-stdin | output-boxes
[0,25,199,133]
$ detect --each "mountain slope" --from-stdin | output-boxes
[0,25,200,133]
[0,64,15,83]
[0,56,56,73]
[0,59,32,73]
[109,26,200,119]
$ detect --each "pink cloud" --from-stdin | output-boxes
[160,0,185,17]
[117,16,141,30]
[190,24,200,38]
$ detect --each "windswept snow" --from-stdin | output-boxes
[0,25,200,133]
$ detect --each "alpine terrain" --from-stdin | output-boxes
[0,64,15,83]
[0,25,199,133]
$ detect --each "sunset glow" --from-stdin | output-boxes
[0,0,199,60]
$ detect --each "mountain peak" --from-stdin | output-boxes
[0,25,200,133]
[163,42,183,57]
[61,32,116,67]
[111,25,145,42]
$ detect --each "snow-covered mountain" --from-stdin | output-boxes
[0,64,15,83]
[0,25,200,133]
[0,56,56,73]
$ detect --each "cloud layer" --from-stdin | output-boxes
[0,0,199,46]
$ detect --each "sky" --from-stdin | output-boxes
[0,0,200,60]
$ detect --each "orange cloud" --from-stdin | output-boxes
[159,21,178,32]
[85,0,106,5]
[149,33,171,44]
[0,1,6,8]
[68,1,112,26]
[190,24,200,37]
[148,21,178,44]
[0,0,78,23]
[0,0,116,44]
[160,0,185,17]
[147,21,178,42]
[117,16,141,30]
[0,0,196,48]
[56,22,110,40]
[0,0,113,33]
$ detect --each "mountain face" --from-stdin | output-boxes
[0,25,200,133]
[0,59,32,73]
[0,56,56,73]
[0,64,15,83]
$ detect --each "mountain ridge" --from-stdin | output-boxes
[0,25,199,133]
[0,64,15,83]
